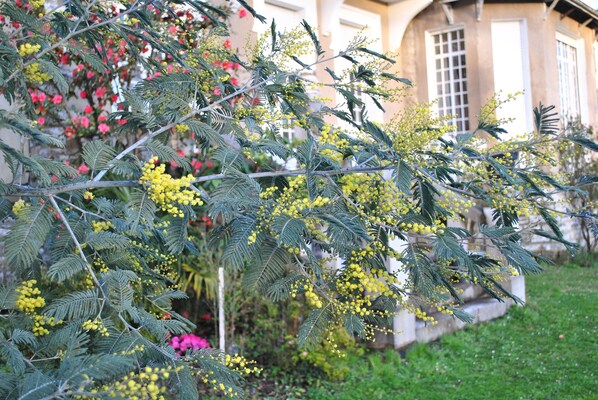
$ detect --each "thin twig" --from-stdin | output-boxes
[49,196,103,292]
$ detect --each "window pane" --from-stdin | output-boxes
[429,28,469,134]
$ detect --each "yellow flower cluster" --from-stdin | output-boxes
[249,176,330,245]
[82,319,109,337]
[92,220,112,233]
[16,280,45,313]
[117,344,145,356]
[18,43,41,57]
[30,0,45,8]
[223,353,262,376]
[385,104,453,156]
[139,157,203,217]
[339,173,410,226]
[319,124,350,163]
[32,314,61,336]
[84,366,176,400]
[83,191,94,201]
[399,221,444,235]
[12,199,27,217]
[291,281,323,308]
[24,62,50,85]
[438,190,475,219]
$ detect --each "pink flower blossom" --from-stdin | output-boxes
[168,333,210,355]
[86,71,95,79]
[94,87,108,98]
[81,116,90,128]
[98,115,107,122]
[77,164,89,174]
[224,39,231,49]
[31,92,39,103]
[118,118,127,125]
[213,87,221,95]
[80,90,87,99]
[38,92,47,102]
[98,123,110,134]
[52,95,63,105]
[230,77,239,86]
[84,105,93,114]
[239,9,247,18]
[37,117,45,125]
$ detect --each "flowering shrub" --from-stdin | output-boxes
[169,333,210,355]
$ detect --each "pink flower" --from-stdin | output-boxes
[38,92,47,102]
[81,116,90,128]
[213,87,221,95]
[52,94,63,105]
[111,94,119,103]
[168,333,210,355]
[86,71,95,79]
[31,92,39,103]
[80,90,87,99]
[239,9,247,18]
[51,175,58,183]
[77,164,89,174]
[98,115,106,122]
[118,118,127,125]
[230,77,239,86]
[224,39,231,49]
[84,105,93,114]
[98,123,110,134]
[64,161,70,166]
[37,117,45,125]
[94,87,108,98]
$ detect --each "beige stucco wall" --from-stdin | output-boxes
[400,2,598,129]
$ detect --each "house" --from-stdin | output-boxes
[241,0,598,348]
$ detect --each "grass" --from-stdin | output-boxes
[301,260,597,400]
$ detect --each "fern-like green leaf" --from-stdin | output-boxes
[48,255,88,282]
[5,201,53,271]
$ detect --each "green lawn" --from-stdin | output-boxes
[302,260,598,400]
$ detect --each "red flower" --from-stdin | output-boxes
[60,53,69,65]
[111,94,119,103]
[213,87,221,95]
[239,9,248,18]
[224,39,232,49]
[80,90,87,99]
[230,77,239,86]
[206,161,214,168]
[37,117,45,125]
[98,115,107,122]
[64,126,75,138]
[77,164,90,174]
[31,92,39,103]
[84,105,93,114]
[118,118,127,125]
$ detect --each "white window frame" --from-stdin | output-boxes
[556,31,589,124]
[425,25,470,135]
